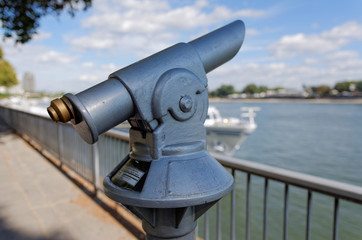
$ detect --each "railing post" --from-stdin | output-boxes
[283,184,289,240]
[217,200,222,240]
[306,191,312,240]
[263,178,269,240]
[245,173,251,240]
[57,124,64,163]
[230,169,236,240]
[204,211,209,240]
[92,142,100,191]
[333,198,339,240]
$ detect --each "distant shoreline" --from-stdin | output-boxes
[209,97,362,104]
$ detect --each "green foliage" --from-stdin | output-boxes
[334,82,352,92]
[316,85,331,97]
[258,85,268,93]
[273,87,284,91]
[209,85,236,97]
[0,93,11,99]
[210,80,362,99]
[356,81,362,92]
[0,45,18,87]
[0,60,18,87]
[242,84,270,94]
[0,0,92,43]
[242,84,258,94]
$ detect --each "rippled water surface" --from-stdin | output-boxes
[198,101,362,240]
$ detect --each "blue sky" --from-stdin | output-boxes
[2,0,362,93]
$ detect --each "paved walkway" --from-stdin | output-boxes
[0,119,137,240]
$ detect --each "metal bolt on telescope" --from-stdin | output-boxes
[48,20,245,240]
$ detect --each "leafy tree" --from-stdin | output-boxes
[209,90,217,97]
[242,84,258,94]
[311,86,318,94]
[273,87,285,91]
[316,85,331,97]
[209,85,236,97]
[356,81,362,92]
[216,85,235,97]
[0,45,18,88]
[334,82,351,92]
[0,0,92,43]
[258,85,268,93]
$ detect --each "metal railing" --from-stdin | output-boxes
[1,106,362,240]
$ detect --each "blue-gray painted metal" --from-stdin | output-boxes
[47,20,245,240]
[246,173,251,240]
[333,198,339,240]
[306,191,312,240]
[204,211,209,240]
[62,20,245,145]
[283,184,289,240]
[230,169,236,240]
[263,178,269,240]
[217,201,222,240]
[64,79,134,144]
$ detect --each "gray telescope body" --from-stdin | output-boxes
[64,20,245,144]
[49,20,245,240]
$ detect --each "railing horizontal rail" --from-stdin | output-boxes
[2,105,362,204]
[212,152,362,204]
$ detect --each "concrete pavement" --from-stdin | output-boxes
[0,118,139,240]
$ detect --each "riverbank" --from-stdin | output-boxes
[210,97,362,104]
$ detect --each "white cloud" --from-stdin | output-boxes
[82,61,95,68]
[246,29,260,36]
[36,50,78,64]
[269,21,362,58]
[208,48,362,91]
[1,41,87,92]
[79,74,99,82]
[70,0,267,55]
[71,36,117,50]
[32,31,52,42]
[323,21,362,40]
[101,63,117,71]
[268,33,346,58]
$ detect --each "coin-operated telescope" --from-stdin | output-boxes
[48,20,245,240]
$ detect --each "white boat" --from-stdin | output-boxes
[205,106,259,155]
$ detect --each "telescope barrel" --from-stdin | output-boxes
[47,20,245,144]
[188,20,245,73]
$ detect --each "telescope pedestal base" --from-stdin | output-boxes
[125,204,216,240]
[146,230,195,240]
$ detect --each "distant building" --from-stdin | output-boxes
[23,72,35,92]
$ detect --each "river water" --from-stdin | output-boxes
[199,101,362,240]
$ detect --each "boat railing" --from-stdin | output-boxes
[1,105,361,240]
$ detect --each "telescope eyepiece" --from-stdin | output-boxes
[47,97,74,123]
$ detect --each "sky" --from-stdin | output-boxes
[1,0,362,93]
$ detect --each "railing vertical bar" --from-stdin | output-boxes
[263,178,269,240]
[195,224,199,240]
[333,198,339,240]
[204,211,209,240]
[92,142,100,190]
[283,184,289,240]
[306,190,312,240]
[246,173,251,240]
[217,200,222,240]
[230,169,236,240]
[57,124,64,163]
